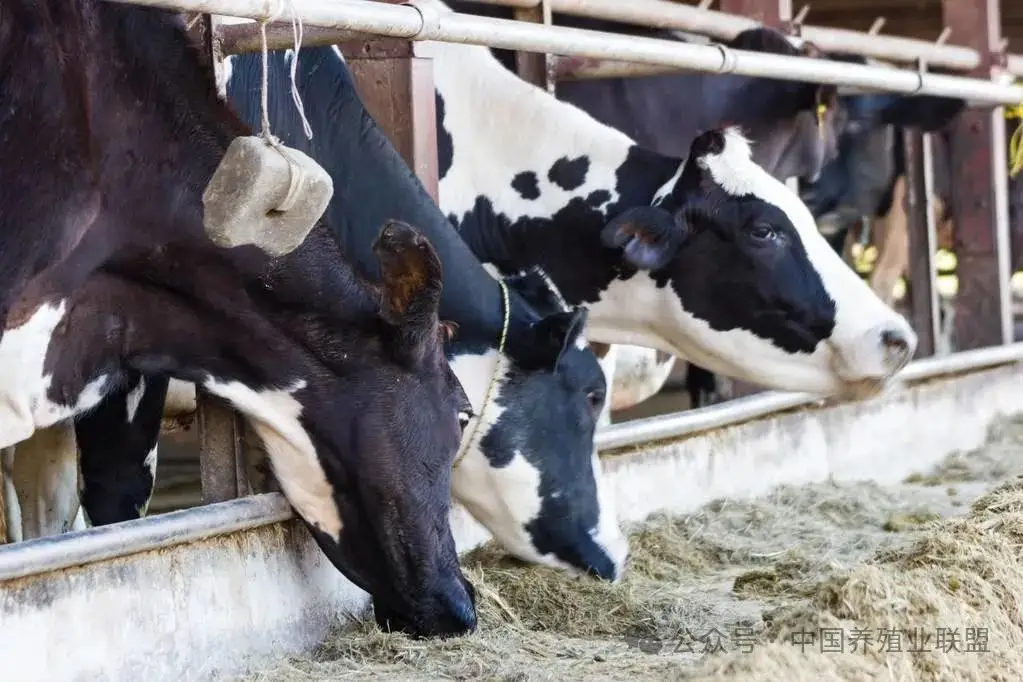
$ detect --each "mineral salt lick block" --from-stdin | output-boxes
[202,136,334,256]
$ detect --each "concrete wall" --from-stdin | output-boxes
[2,363,1022,681]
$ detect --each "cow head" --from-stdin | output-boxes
[321,221,477,637]
[448,269,628,582]
[36,222,476,638]
[599,126,917,398]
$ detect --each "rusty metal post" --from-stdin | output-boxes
[188,13,250,504]
[903,129,940,358]
[342,34,439,200]
[941,0,1013,350]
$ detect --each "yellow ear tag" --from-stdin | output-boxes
[1006,103,1023,178]
[817,103,828,140]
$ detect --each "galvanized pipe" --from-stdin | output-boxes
[2,342,1022,582]
[104,0,1023,105]
[0,494,293,582]
[594,342,1023,451]
[463,0,982,72]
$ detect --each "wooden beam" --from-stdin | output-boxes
[940,0,1013,350]
[188,13,250,504]
[342,33,439,201]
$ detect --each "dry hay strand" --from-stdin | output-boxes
[238,415,1023,682]
[683,474,1023,682]
[239,514,768,681]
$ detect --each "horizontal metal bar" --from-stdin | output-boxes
[462,0,982,72]
[5,343,1023,581]
[104,0,1023,105]
[594,342,1023,451]
[0,493,293,582]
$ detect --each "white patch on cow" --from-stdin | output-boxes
[480,262,502,280]
[125,377,146,423]
[589,450,628,582]
[139,443,158,517]
[202,377,342,541]
[144,446,158,480]
[595,345,618,428]
[448,349,567,568]
[651,162,684,207]
[417,3,631,229]
[0,301,110,450]
[609,345,676,411]
[448,349,508,454]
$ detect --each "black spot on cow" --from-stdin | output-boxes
[436,92,454,179]
[511,171,541,200]
[548,155,590,191]
[586,189,611,207]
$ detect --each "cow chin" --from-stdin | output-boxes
[305,525,478,639]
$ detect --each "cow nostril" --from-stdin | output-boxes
[880,328,911,356]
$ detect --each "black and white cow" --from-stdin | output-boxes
[418,6,917,405]
[442,2,849,414]
[14,42,630,583]
[444,1,843,184]
[1,1,477,637]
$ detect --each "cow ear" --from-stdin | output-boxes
[529,307,588,368]
[373,220,444,345]
[601,206,686,271]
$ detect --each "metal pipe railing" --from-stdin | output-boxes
[108,0,1023,105]
[461,0,984,73]
[2,342,1021,582]
[594,342,1023,451]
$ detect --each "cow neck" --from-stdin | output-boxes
[451,277,509,469]
[427,37,685,308]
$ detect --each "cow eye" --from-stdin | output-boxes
[750,224,776,242]
[587,390,605,414]
[457,410,473,431]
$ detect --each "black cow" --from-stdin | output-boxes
[1,2,477,637]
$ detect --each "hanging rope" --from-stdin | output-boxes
[1006,103,1023,179]
[258,0,313,146]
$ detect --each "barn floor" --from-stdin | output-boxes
[229,414,1023,681]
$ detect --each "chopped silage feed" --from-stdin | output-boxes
[236,414,1023,682]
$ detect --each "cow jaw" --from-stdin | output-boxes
[203,377,343,542]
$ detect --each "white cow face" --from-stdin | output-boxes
[596,127,917,398]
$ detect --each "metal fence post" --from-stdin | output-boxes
[941,0,1013,350]
[187,13,250,504]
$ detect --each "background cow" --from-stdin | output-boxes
[417,6,918,417]
[443,1,848,415]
